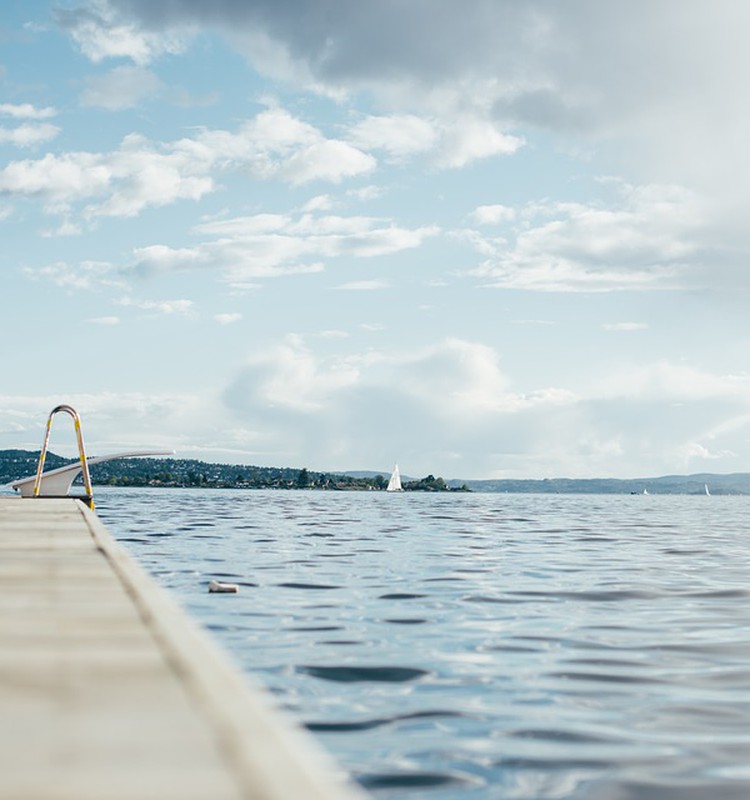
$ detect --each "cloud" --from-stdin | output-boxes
[301,194,335,212]
[23,260,123,290]
[469,204,516,226]
[592,362,742,403]
[5,347,750,480]
[0,151,113,209]
[80,65,163,109]
[346,113,522,168]
[221,339,750,478]
[0,103,57,119]
[0,107,374,219]
[41,218,83,237]
[76,1,750,200]
[434,117,523,168]
[118,297,195,315]
[277,138,375,184]
[55,0,191,65]
[214,312,242,325]
[221,336,580,474]
[347,114,438,161]
[129,211,437,284]
[0,123,60,147]
[0,391,208,455]
[465,181,711,292]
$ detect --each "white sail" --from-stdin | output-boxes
[386,464,403,492]
[705,484,711,496]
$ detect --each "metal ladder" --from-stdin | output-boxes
[33,405,94,508]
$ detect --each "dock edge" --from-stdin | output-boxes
[77,500,368,800]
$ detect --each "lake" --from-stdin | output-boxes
[93,488,750,799]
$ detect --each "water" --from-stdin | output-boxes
[94,488,750,799]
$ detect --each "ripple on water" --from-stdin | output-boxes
[298,665,430,683]
[307,709,468,732]
[358,771,481,792]
[277,582,340,590]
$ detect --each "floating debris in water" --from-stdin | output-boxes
[208,579,239,593]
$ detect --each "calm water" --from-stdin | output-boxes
[94,488,750,799]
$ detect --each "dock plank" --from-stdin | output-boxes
[0,497,365,800]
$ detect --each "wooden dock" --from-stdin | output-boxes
[0,497,366,800]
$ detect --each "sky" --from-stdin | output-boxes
[2,0,750,481]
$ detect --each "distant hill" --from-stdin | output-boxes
[2,449,747,494]
[449,473,750,495]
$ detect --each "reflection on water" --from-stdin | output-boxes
[96,488,750,799]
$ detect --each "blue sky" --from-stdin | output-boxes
[2,0,750,480]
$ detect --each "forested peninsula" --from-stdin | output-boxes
[0,450,466,492]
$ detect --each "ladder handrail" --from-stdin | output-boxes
[33,405,94,505]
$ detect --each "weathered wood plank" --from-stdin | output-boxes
[0,497,365,800]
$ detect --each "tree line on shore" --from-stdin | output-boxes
[0,450,468,492]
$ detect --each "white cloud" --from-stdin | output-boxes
[347,114,437,160]
[129,244,210,274]
[215,332,750,478]
[347,185,383,202]
[55,0,191,65]
[435,117,523,168]
[89,135,214,217]
[469,204,516,226]
[41,218,82,237]
[0,151,114,209]
[0,123,60,147]
[220,336,577,472]
[593,362,741,403]
[81,65,163,109]
[229,334,363,413]
[128,211,437,284]
[467,182,709,292]
[347,113,522,168]
[215,313,242,325]
[0,108,375,219]
[301,194,336,212]
[0,391,209,455]
[0,103,57,119]
[23,260,122,291]
[278,139,375,185]
[118,297,194,315]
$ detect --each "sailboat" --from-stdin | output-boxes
[705,484,711,496]
[386,464,403,492]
